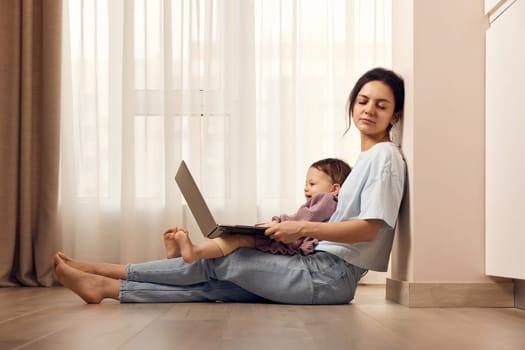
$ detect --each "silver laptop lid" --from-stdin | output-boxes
[175,161,218,237]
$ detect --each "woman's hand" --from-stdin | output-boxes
[264,221,305,243]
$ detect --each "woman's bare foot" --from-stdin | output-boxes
[53,254,119,304]
[163,231,181,259]
[57,252,95,274]
[174,231,199,264]
[56,252,127,280]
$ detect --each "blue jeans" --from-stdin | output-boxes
[120,249,366,304]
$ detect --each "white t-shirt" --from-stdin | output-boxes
[315,142,406,271]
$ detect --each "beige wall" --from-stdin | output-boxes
[391,0,492,283]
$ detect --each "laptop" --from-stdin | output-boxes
[175,160,267,238]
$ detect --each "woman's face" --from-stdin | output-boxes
[352,80,398,140]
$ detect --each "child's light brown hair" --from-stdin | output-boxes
[310,158,351,186]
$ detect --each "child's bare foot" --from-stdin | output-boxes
[174,231,198,264]
[163,231,181,259]
[53,254,115,304]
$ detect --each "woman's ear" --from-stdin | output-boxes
[391,111,402,125]
[331,183,341,196]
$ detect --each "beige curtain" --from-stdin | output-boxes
[0,0,62,287]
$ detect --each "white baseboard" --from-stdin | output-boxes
[515,279,525,310]
[386,278,514,307]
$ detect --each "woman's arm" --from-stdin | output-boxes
[264,219,383,244]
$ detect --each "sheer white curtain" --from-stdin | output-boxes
[255,0,391,219]
[60,0,391,264]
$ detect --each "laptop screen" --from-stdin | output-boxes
[175,161,217,237]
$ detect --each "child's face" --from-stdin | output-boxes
[304,167,338,199]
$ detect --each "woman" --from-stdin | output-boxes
[54,67,406,305]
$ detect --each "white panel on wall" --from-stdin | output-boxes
[485,0,525,279]
[485,0,501,14]
[487,0,520,21]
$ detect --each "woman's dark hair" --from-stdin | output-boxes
[345,67,405,134]
[310,158,351,185]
